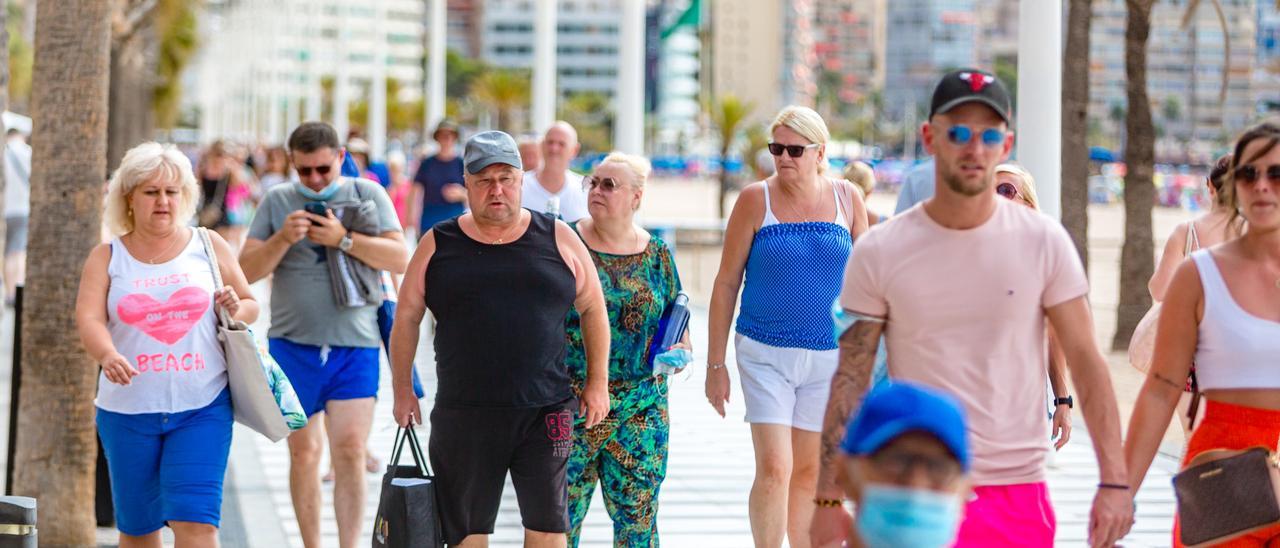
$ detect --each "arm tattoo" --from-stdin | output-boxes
[817,320,885,491]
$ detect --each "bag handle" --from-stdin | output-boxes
[195,227,233,329]
[389,426,431,476]
[1188,369,1201,429]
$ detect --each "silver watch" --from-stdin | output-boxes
[338,234,354,252]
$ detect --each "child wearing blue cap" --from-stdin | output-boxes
[837,382,972,548]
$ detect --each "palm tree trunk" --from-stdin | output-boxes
[1062,0,1092,271]
[108,22,158,171]
[0,3,9,323]
[12,0,113,543]
[1113,0,1157,351]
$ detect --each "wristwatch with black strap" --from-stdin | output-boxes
[1054,395,1073,409]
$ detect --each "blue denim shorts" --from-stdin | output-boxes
[96,388,233,536]
[269,338,379,417]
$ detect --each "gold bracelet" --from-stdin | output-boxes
[814,498,843,508]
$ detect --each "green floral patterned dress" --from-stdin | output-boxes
[564,224,682,548]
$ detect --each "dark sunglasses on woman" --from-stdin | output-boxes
[767,143,820,158]
[584,176,622,192]
[1234,164,1280,184]
[996,182,1020,200]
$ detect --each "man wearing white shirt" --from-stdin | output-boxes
[522,121,589,222]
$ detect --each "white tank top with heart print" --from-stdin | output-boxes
[96,230,227,414]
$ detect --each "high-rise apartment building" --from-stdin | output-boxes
[884,0,979,119]
[190,0,425,144]
[1088,0,1257,148]
[812,0,887,106]
[475,0,698,138]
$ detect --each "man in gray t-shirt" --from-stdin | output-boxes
[240,121,407,548]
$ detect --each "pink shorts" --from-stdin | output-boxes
[953,482,1056,547]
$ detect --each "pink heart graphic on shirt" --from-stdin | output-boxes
[116,286,211,345]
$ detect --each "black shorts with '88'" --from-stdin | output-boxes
[427,397,577,545]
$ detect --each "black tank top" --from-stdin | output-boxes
[426,211,577,407]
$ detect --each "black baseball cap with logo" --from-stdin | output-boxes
[929,68,1013,125]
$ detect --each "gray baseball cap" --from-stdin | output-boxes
[463,130,523,175]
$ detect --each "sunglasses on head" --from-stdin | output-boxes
[996,182,1020,200]
[296,164,333,177]
[767,143,820,158]
[584,176,622,192]
[1234,164,1280,184]
[946,125,1006,147]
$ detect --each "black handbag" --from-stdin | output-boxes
[372,427,443,548]
[1173,446,1280,547]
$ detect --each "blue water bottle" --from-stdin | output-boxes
[649,293,691,376]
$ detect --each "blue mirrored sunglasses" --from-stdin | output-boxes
[946,125,1005,147]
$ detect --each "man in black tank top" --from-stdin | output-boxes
[389,131,610,547]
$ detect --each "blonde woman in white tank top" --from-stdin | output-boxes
[1124,122,1280,546]
[76,143,259,546]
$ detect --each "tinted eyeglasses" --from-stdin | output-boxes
[996,182,1020,200]
[946,125,1006,147]
[295,164,333,178]
[768,143,821,158]
[584,176,623,192]
[1234,164,1280,185]
[871,449,963,488]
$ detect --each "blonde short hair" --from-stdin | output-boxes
[843,161,876,197]
[104,142,200,236]
[994,163,1040,211]
[769,106,830,173]
[597,152,652,189]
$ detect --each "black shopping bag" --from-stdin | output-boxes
[372,426,443,548]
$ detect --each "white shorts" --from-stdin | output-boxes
[734,334,838,432]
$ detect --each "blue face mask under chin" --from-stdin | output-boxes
[296,179,342,201]
[855,484,961,548]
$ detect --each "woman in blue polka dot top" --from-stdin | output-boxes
[704,105,869,547]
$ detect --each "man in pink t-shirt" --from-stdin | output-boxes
[811,69,1135,548]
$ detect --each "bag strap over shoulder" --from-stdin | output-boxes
[1185,221,1201,256]
[196,227,233,329]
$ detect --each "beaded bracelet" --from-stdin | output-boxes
[814,498,843,508]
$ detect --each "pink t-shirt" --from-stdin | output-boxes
[840,198,1089,485]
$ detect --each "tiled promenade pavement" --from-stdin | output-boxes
[227,286,1178,546]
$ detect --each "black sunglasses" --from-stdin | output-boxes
[1234,164,1280,184]
[584,176,622,192]
[296,164,333,177]
[996,182,1020,200]
[767,143,820,158]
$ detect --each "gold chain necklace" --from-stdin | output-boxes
[134,229,184,264]
[781,181,825,223]
[488,220,522,245]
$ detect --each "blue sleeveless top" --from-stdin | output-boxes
[736,180,853,350]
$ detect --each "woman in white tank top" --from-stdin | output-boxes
[1124,122,1280,546]
[75,143,259,545]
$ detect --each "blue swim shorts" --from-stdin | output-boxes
[269,338,380,417]
[96,388,233,536]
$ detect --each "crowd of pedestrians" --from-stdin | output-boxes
[71,65,1280,548]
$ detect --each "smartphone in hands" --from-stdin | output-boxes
[303,202,327,225]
